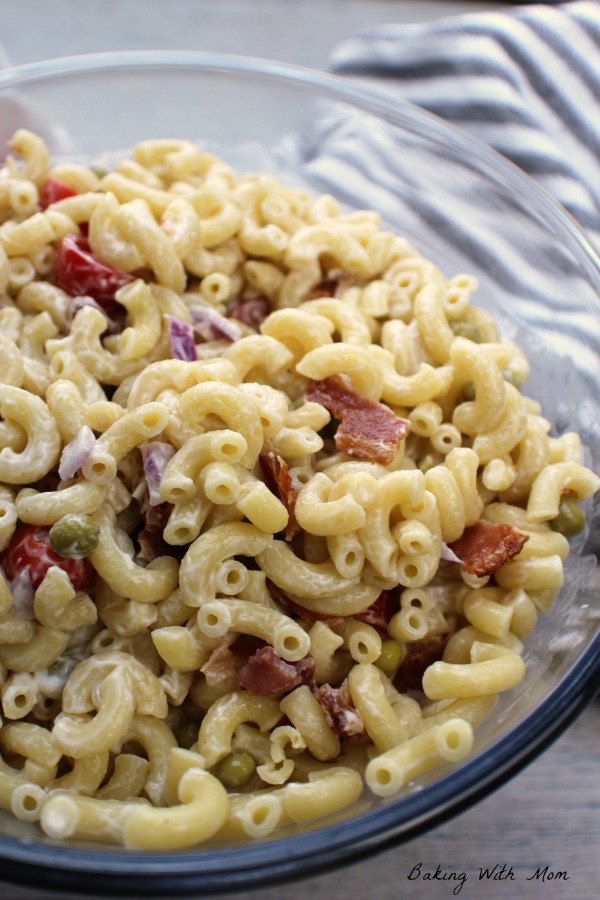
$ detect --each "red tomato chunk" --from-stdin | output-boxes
[54,233,135,309]
[0,526,93,592]
[39,178,78,210]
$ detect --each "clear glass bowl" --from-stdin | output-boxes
[0,51,598,896]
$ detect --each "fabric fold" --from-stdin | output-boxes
[330,1,600,250]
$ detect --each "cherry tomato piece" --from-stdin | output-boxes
[39,178,78,210]
[54,233,135,309]
[0,525,93,592]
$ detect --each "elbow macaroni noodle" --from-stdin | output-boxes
[0,131,597,849]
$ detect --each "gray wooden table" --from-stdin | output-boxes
[0,2,598,898]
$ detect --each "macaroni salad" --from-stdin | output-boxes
[0,130,598,849]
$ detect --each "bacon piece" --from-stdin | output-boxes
[135,489,175,561]
[448,519,529,578]
[317,682,364,737]
[266,580,343,627]
[137,528,171,563]
[201,642,242,685]
[265,579,291,608]
[305,275,355,300]
[138,488,172,534]
[394,633,450,693]
[259,452,300,540]
[238,646,315,698]
[228,295,272,329]
[353,590,396,628]
[305,376,410,466]
[292,655,317,691]
[286,599,343,628]
[268,580,393,630]
[200,637,262,685]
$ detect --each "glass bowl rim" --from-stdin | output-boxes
[1,48,599,282]
[0,49,598,895]
[0,640,597,896]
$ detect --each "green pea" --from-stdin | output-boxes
[175,720,199,751]
[461,380,476,402]
[47,658,66,676]
[550,494,586,537]
[375,639,404,679]
[49,513,100,559]
[213,752,256,790]
[450,319,482,343]
[418,453,437,474]
[45,656,76,682]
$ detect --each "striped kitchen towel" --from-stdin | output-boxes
[330,1,600,251]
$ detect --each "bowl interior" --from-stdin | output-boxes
[0,52,599,893]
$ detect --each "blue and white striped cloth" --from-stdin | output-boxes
[330,1,600,252]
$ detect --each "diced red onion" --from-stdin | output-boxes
[142,441,176,506]
[71,296,122,334]
[168,316,198,361]
[189,304,242,343]
[440,541,463,565]
[9,570,35,619]
[58,425,96,481]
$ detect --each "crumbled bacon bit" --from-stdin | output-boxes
[448,520,529,578]
[238,646,315,697]
[353,590,396,628]
[305,279,339,299]
[317,682,364,737]
[259,452,300,540]
[305,376,410,465]
[394,634,450,693]
[201,642,242,685]
[228,295,272,328]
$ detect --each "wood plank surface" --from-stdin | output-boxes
[0,702,597,900]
